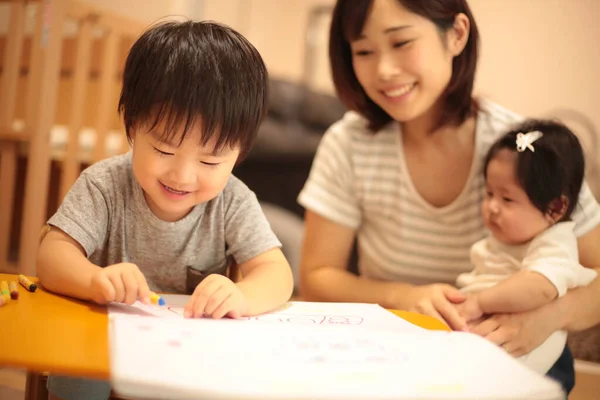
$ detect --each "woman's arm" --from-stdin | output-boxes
[300,211,467,328]
[300,211,403,306]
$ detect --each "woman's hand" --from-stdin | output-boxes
[405,284,468,331]
[468,303,561,357]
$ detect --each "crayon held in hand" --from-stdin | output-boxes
[18,275,37,292]
[8,281,19,300]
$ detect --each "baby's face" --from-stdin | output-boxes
[482,149,552,245]
[130,119,240,222]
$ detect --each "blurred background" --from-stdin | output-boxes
[0,1,598,398]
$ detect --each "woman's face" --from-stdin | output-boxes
[350,0,467,126]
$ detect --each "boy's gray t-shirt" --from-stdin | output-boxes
[47,152,281,294]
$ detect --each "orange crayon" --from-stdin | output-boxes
[8,281,19,300]
[18,275,37,292]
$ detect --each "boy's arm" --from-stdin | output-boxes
[475,270,558,314]
[38,227,151,304]
[237,247,294,315]
[37,227,102,301]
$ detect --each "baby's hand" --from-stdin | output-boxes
[89,262,151,305]
[454,294,484,327]
[184,274,248,319]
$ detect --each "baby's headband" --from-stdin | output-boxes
[516,130,543,152]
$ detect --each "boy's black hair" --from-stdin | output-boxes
[483,119,585,221]
[118,20,268,160]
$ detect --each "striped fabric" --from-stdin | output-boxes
[298,99,600,285]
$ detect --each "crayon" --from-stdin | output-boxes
[150,292,166,306]
[0,295,5,307]
[18,274,37,292]
[8,281,19,300]
[1,281,10,302]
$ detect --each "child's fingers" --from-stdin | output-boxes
[437,299,467,331]
[204,286,229,317]
[95,274,116,304]
[211,293,235,319]
[121,271,139,305]
[108,273,126,303]
[185,279,221,318]
[226,308,241,319]
[133,269,151,304]
[444,287,467,304]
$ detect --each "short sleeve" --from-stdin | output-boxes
[571,182,600,237]
[297,114,362,229]
[522,222,597,297]
[47,170,109,257]
[224,185,281,265]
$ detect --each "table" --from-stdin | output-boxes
[0,273,450,399]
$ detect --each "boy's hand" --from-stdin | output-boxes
[89,262,151,305]
[454,294,484,326]
[184,274,248,319]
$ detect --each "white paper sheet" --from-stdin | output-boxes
[108,300,564,400]
[108,297,426,334]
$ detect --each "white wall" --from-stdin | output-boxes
[203,0,599,121]
[0,0,205,35]
[84,0,204,23]
[202,0,600,183]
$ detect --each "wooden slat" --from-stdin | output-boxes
[0,0,24,129]
[59,17,94,201]
[0,0,26,268]
[92,30,119,163]
[23,1,45,134]
[19,0,67,276]
[65,0,146,38]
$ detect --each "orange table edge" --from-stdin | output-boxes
[0,273,449,379]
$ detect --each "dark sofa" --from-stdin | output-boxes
[233,79,347,218]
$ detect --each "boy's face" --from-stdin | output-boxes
[130,119,240,222]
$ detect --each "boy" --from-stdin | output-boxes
[38,20,293,400]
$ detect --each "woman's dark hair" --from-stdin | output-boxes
[484,119,585,221]
[118,20,268,160]
[329,0,479,132]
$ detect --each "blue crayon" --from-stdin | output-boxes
[150,292,166,306]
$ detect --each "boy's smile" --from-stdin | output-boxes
[160,181,191,198]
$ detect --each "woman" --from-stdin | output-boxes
[298,0,600,393]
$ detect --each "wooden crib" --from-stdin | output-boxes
[0,0,146,276]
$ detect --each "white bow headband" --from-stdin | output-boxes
[516,130,543,152]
